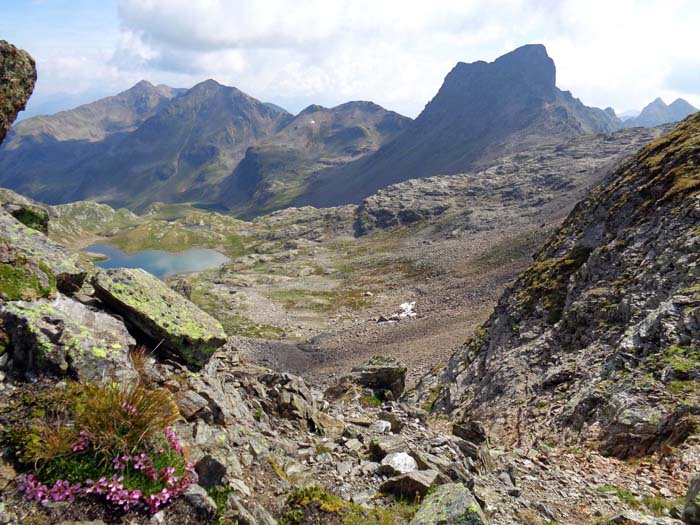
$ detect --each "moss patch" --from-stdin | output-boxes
[270,288,371,314]
[280,487,412,525]
[0,259,56,301]
[516,246,593,324]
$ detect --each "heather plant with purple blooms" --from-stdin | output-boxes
[3,375,195,514]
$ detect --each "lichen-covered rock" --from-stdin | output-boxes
[92,268,226,367]
[0,212,86,295]
[410,483,487,525]
[0,295,136,382]
[0,188,50,234]
[606,510,682,524]
[349,355,407,399]
[0,40,36,144]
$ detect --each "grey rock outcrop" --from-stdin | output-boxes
[0,296,136,382]
[349,355,407,399]
[413,113,700,458]
[684,475,700,524]
[0,211,86,295]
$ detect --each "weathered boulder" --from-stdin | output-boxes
[349,355,407,399]
[683,475,700,524]
[410,483,487,525]
[0,40,36,144]
[166,484,217,523]
[381,452,418,475]
[195,455,228,490]
[0,212,86,296]
[261,371,345,437]
[0,189,50,234]
[91,268,226,367]
[369,435,406,459]
[0,295,136,382]
[171,277,193,299]
[453,419,488,444]
[380,469,438,499]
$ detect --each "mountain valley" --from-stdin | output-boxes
[1,36,700,525]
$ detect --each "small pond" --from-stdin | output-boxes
[86,243,229,279]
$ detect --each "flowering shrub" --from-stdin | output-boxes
[5,378,195,514]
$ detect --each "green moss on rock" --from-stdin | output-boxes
[516,245,592,324]
[0,212,85,294]
[409,483,486,525]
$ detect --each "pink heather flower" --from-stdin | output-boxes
[160,466,178,486]
[18,475,81,505]
[132,452,149,470]
[71,431,89,452]
[121,402,137,415]
[164,427,183,453]
[113,455,130,470]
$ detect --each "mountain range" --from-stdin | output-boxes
[622,97,697,128]
[0,44,696,216]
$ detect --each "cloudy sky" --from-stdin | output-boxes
[4,0,700,119]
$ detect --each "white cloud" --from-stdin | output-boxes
[19,0,700,117]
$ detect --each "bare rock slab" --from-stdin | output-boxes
[0,295,136,382]
[380,469,438,499]
[410,483,487,525]
[92,268,226,367]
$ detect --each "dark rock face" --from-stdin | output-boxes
[349,355,407,399]
[0,40,36,144]
[295,44,621,208]
[414,113,700,458]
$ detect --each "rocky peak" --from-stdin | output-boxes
[0,40,36,144]
[419,43,556,124]
[669,97,698,120]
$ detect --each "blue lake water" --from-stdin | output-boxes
[86,243,229,279]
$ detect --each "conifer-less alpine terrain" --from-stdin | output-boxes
[1,35,700,525]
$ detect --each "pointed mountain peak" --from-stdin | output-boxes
[669,98,697,110]
[441,43,556,109]
[647,97,668,108]
[132,79,155,89]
